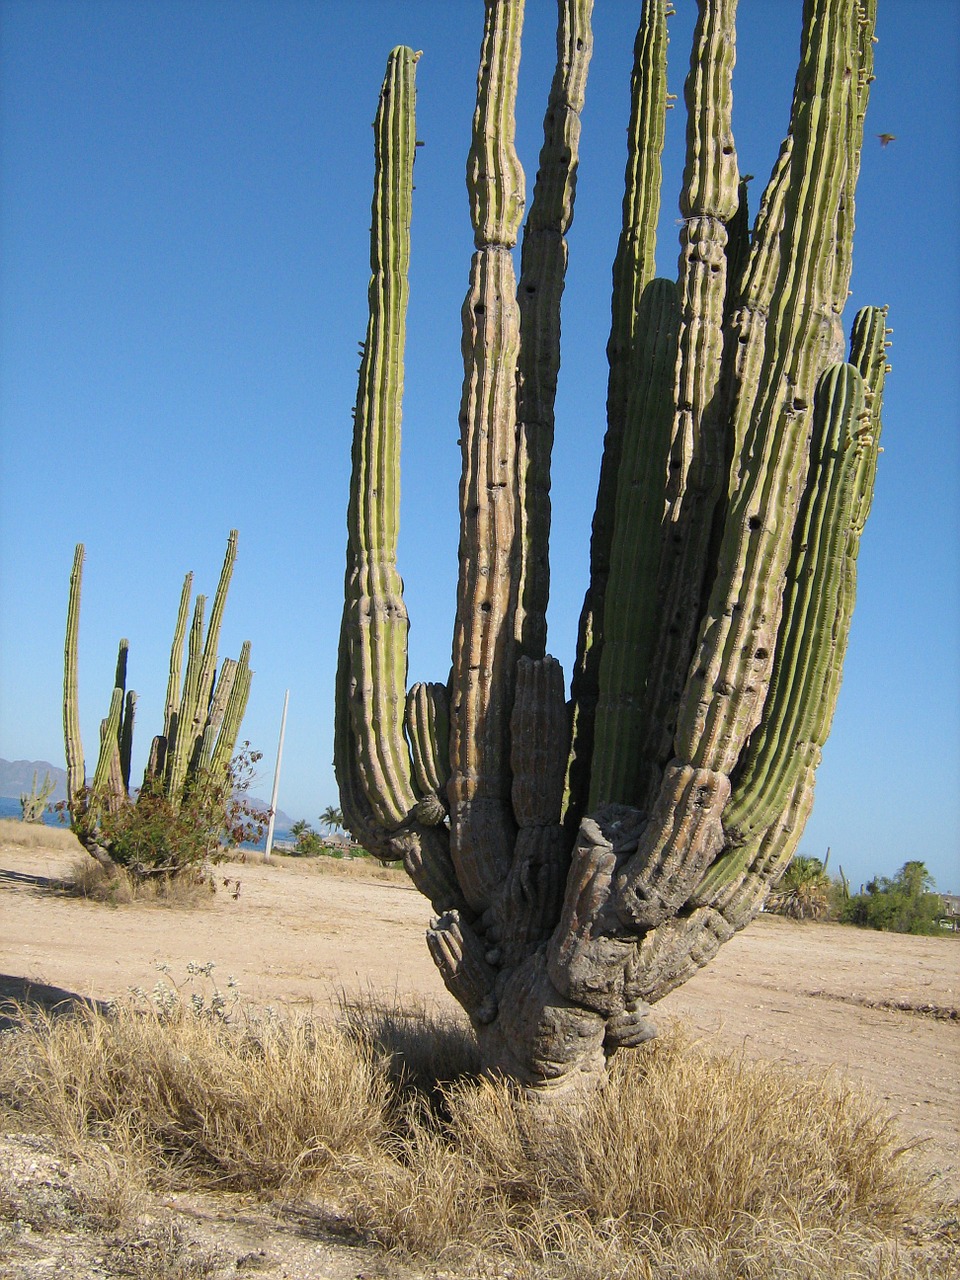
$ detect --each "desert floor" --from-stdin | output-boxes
[1,820,958,1278]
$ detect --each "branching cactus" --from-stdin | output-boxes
[63,532,253,868]
[20,770,56,823]
[335,0,888,1095]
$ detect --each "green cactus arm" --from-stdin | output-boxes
[404,681,451,801]
[209,641,252,778]
[164,593,206,800]
[337,45,420,833]
[675,0,865,775]
[834,0,877,311]
[589,277,679,809]
[623,0,741,807]
[63,544,86,819]
[142,571,194,787]
[199,658,237,767]
[691,308,886,902]
[514,0,593,659]
[164,574,193,736]
[723,361,869,841]
[448,0,526,911]
[91,687,123,804]
[847,303,888,530]
[111,638,132,794]
[565,0,668,828]
[194,530,238,745]
[612,0,873,933]
[119,690,136,794]
[334,624,396,858]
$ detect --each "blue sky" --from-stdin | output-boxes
[1,1,957,894]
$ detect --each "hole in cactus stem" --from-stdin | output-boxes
[748,515,762,531]
[475,304,485,315]
[755,648,769,662]
[481,603,491,613]
[722,145,734,156]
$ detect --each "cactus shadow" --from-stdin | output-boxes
[0,974,111,1030]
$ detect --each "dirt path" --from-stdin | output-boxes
[2,823,958,1199]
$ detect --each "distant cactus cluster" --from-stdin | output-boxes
[19,770,55,823]
[63,532,253,873]
[335,0,887,1093]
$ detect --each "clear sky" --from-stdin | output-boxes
[1,1,957,895]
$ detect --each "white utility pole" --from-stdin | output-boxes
[263,689,289,862]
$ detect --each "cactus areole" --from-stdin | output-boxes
[335,0,887,1096]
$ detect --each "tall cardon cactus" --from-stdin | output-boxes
[64,532,253,870]
[335,0,888,1095]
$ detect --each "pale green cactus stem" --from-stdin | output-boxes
[625,0,741,808]
[725,361,869,839]
[164,593,206,800]
[448,0,527,910]
[404,681,451,803]
[198,657,238,768]
[91,687,123,807]
[63,544,86,821]
[209,641,252,778]
[146,571,193,784]
[337,45,419,836]
[565,0,668,828]
[675,0,863,776]
[164,530,238,803]
[589,278,680,809]
[194,531,238,748]
[514,0,593,660]
[119,691,136,794]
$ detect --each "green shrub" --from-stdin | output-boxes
[841,860,945,935]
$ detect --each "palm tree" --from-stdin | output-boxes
[768,854,833,921]
[319,805,344,834]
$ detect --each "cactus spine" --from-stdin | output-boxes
[336,0,885,1095]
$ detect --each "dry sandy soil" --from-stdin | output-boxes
[1,820,958,1278]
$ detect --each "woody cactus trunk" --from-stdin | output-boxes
[63,532,253,869]
[335,0,888,1095]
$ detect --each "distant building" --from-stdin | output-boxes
[938,893,960,930]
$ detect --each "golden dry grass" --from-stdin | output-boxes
[64,856,218,907]
[0,816,82,853]
[1,981,955,1279]
[264,849,408,883]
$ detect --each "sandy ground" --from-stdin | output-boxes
[1,821,958,1277]
[1,822,957,1192]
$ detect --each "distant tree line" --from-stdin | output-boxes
[767,857,951,936]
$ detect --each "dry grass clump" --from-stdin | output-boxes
[267,850,409,883]
[0,816,82,853]
[65,856,218,907]
[0,988,954,1280]
[0,995,391,1193]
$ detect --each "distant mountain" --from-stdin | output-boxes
[244,795,295,829]
[0,758,292,828]
[0,759,68,803]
